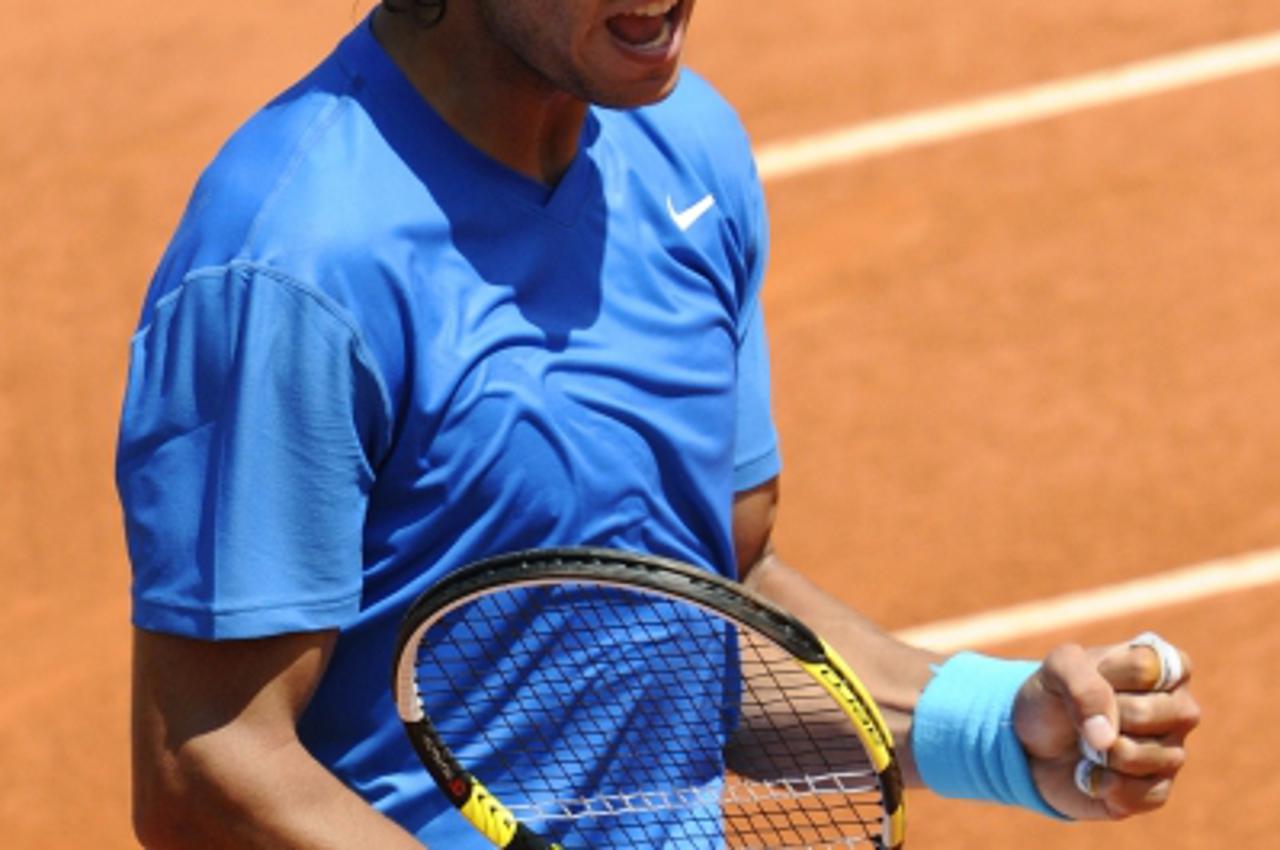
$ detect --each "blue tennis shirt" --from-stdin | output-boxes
[117,15,779,845]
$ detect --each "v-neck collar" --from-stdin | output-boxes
[335,14,597,227]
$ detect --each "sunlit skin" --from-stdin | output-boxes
[374,0,697,184]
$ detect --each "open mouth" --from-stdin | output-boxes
[605,0,684,52]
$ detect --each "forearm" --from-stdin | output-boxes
[741,548,943,784]
[135,733,424,849]
[739,551,1105,820]
[729,484,1198,821]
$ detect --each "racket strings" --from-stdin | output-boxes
[412,582,887,848]
[724,633,884,848]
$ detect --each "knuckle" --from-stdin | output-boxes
[1045,643,1086,675]
[1179,693,1203,730]
[1107,736,1137,768]
[1149,743,1186,776]
[1104,794,1138,820]
[1164,746,1188,774]
[1144,777,1175,807]
[1121,696,1154,727]
[1106,776,1171,818]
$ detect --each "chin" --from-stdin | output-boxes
[588,68,683,109]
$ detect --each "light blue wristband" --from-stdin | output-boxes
[911,651,1069,820]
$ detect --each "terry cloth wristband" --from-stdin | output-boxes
[911,651,1069,820]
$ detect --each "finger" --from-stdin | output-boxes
[1074,757,1105,799]
[1041,644,1119,752]
[1131,632,1189,691]
[1086,767,1179,819]
[1098,633,1192,692]
[1100,734,1188,778]
[1116,687,1202,738]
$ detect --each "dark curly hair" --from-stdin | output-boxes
[380,0,446,28]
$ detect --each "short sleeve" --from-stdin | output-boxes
[731,168,781,492]
[116,263,391,639]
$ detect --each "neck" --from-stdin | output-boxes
[372,7,588,186]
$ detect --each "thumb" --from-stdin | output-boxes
[1040,643,1120,753]
[1080,713,1116,754]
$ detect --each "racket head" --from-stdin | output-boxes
[392,548,905,849]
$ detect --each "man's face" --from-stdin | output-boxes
[476,0,696,107]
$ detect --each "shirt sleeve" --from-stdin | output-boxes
[116,263,391,639]
[731,165,782,492]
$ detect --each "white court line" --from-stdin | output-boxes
[895,547,1280,651]
[757,30,1280,182]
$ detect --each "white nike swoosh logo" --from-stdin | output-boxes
[666,193,716,232]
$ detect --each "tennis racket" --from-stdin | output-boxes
[392,547,905,849]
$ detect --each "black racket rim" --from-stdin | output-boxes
[390,546,905,850]
[395,547,827,666]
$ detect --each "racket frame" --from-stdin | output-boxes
[392,547,905,850]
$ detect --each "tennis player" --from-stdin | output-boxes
[117,1,1199,847]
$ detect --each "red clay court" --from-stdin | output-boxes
[3,2,1278,846]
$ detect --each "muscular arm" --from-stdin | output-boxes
[731,477,1199,817]
[131,628,424,849]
